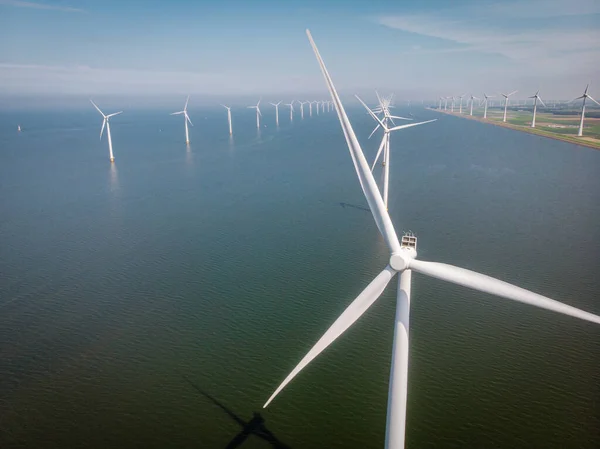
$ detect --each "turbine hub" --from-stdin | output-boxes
[389,252,408,272]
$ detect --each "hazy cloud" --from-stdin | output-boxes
[0,0,83,13]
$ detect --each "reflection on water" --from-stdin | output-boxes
[109,163,119,194]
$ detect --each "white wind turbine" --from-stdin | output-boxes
[299,101,307,119]
[571,84,600,137]
[469,94,479,116]
[315,101,320,115]
[308,101,314,117]
[458,94,465,114]
[528,90,546,128]
[322,100,326,113]
[263,29,600,449]
[444,97,448,110]
[357,95,435,209]
[482,93,494,119]
[247,99,262,129]
[285,101,295,121]
[501,90,517,122]
[450,96,456,112]
[170,95,193,144]
[90,100,122,163]
[270,101,282,126]
[221,105,233,135]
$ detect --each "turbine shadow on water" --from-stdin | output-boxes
[182,375,291,449]
[339,202,370,213]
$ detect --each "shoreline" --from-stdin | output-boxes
[427,108,600,151]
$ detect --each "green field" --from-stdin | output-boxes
[436,107,600,149]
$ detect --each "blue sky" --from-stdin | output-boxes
[0,0,599,103]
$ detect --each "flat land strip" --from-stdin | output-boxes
[430,108,600,150]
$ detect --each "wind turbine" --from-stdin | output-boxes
[450,96,456,113]
[285,101,295,121]
[357,95,435,209]
[262,29,600,449]
[458,94,465,114]
[501,90,517,122]
[247,99,262,129]
[482,94,494,119]
[299,101,307,119]
[315,101,320,115]
[571,84,600,137]
[270,101,282,126]
[221,105,233,135]
[528,90,546,128]
[90,100,122,163]
[438,97,443,109]
[170,96,193,144]
[469,94,479,116]
[444,97,448,110]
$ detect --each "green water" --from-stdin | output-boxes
[1,107,599,448]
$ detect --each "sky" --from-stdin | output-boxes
[0,0,599,106]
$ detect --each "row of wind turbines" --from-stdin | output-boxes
[258,29,600,449]
[89,98,335,163]
[438,85,600,137]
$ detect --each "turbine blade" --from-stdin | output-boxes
[185,112,194,126]
[389,119,437,132]
[538,96,546,107]
[355,95,387,130]
[570,96,585,102]
[171,111,184,115]
[90,99,105,117]
[409,259,600,326]
[263,265,396,408]
[368,124,380,140]
[587,95,600,107]
[184,95,190,111]
[389,115,412,121]
[306,29,401,253]
[100,119,106,139]
[107,111,122,118]
[508,90,518,96]
[371,134,387,171]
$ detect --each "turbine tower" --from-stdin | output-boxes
[247,99,262,129]
[308,101,314,117]
[299,101,306,119]
[285,101,295,121]
[90,100,122,162]
[469,94,479,116]
[501,90,517,122]
[482,93,494,119]
[459,94,465,114]
[528,91,546,128]
[315,101,320,115]
[270,101,282,126]
[170,95,193,144]
[572,84,600,137]
[262,30,600,449]
[450,96,455,113]
[221,105,233,135]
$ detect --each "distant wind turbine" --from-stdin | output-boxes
[90,100,122,162]
[315,101,320,115]
[469,94,479,116]
[571,84,600,137]
[528,90,546,128]
[299,101,307,119]
[221,104,233,135]
[285,101,295,121]
[263,29,600,449]
[270,101,282,126]
[501,90,517,122]
[458,94,465,114]
[482,94,494,119]
[247,99,262,129]
[450,96,456,113]
[357,95,435,208]
[170,95,193,144]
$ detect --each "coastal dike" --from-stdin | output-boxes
[428,108,600,151]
